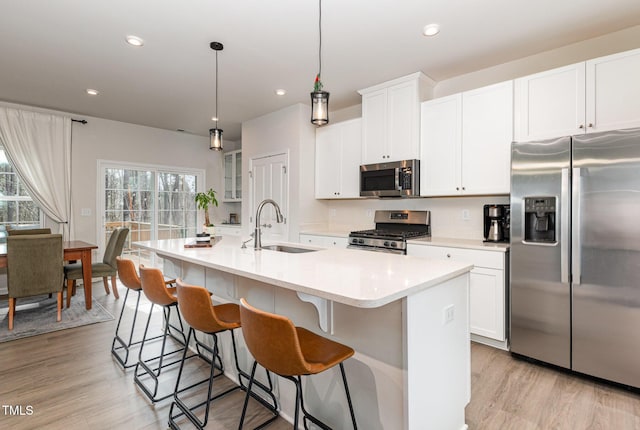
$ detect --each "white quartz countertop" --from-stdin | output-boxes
[407,237,510,252]
[134,237,472,308]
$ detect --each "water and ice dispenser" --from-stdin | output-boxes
[524,197,556,243]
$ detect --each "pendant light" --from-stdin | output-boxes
[209,41,224,151]
[310,0,329,126]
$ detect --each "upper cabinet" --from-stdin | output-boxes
[359,72,434,164]
[421,81,513,196]
[315,118,362,199]
[515,48,640,141]
[586,48,640,133]
[223,150,241,202]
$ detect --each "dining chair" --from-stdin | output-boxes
[64,227,129,307]
[6,234,64,330]
[6,227,52,236]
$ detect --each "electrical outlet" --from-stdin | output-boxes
[366,209,374,219]
[330,209,337,217]
[443,304,455,325]
[80,208,92,216]
[461,209,470,221]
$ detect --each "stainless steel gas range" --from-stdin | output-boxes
[348,210,431,254]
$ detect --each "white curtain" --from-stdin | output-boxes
[0,107,73,239]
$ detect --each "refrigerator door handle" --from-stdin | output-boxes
[561,168,570,283]
[572,167,582,285]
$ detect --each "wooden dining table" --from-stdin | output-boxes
[0,240,99,310]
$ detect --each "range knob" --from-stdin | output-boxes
[383,241,390,247]
[358,239,364,244]
[390,242,397,248]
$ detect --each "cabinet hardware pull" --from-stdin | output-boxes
[446,254,451,258]
[588,123,593,128]
[579,124,584,129]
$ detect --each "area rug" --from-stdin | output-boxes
[0,291,114,343]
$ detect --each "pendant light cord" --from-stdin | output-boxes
[318,0,322,80]
[215,49,219,128]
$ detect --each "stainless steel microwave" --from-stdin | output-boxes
[360,159,420,197]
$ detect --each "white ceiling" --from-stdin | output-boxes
[1,0,639,141]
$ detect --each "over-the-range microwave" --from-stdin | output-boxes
[359,159,420,197]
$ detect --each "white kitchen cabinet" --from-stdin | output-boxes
[359,72,434,164]
[515,47,640,141]
[299,233,348,248]
[421,81,513,196]
[315,118,362,199]
[223,150,242,201]
[586,48,640,132]
[215,225,242,237]
[406,243,508,349]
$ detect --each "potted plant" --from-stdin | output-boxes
[195,188,218,235]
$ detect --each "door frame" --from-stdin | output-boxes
[248,150,290,241]
[97,159,205,253]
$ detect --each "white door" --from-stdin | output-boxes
[361,88,388,164]
[420,94,462,196]
[461,81,513,195]
[315,125,342,198]
[514,63,586,141]
[250,153,288,242]
[387,80,419,161]
[586,48,640,133]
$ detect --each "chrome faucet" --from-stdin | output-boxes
[254,199,284,250]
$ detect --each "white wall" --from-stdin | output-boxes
[71,117,224,246]
[241,104,328,240]
[315,24,640,240]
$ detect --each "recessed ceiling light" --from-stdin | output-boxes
[125,35,144,47]
[86,89,100,96]
[275,89,287,96]
[422,24,440,37]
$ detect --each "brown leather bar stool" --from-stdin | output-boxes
[238,298,358,429]
[168,280,278,430]
[111,257,175,369]
[134,265,188,402]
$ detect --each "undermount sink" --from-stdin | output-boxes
[261,244,318,254]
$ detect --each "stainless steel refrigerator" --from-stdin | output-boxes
[510,127,640,388]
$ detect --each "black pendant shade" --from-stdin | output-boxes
[311,90,329,125]
[209,127,223,151]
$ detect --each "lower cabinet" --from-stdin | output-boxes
[299,233,348,248]
[215,225,242,237]
[407,243,508,349]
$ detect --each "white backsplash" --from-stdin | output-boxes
[324,195,510,240]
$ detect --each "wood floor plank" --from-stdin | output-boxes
[3,283,640,429]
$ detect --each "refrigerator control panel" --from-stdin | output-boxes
[523,196,557,243]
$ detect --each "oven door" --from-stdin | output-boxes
[347,244,406,255]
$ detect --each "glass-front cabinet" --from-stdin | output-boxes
[223,150,242,201]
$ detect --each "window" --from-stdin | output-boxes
[100,161,202,267]
[0,148,41,230]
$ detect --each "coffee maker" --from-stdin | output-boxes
[483,204,510,243]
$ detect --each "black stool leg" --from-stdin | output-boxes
[169,329,239,429]
[340,362,358,429]
[112,288,164,369]
[238,359,280,430]
[134,303,187,402]
[230,330,279,428]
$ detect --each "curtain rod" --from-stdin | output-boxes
[71,119,87,124]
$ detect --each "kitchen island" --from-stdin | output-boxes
[134,236,473,430]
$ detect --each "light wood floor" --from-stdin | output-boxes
[2,283,640,429]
